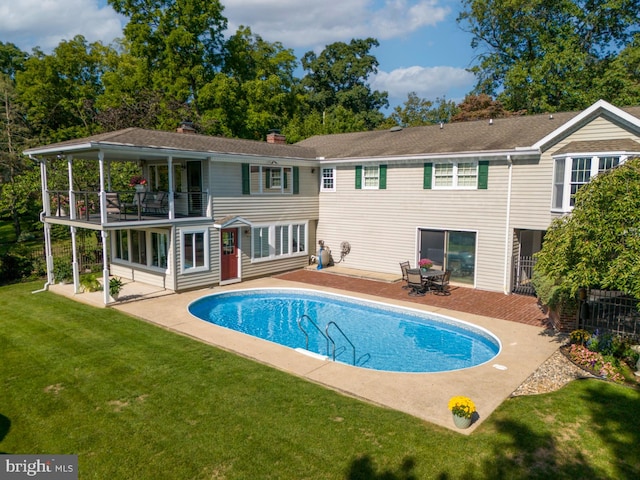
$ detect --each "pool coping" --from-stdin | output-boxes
[51,278,563,434]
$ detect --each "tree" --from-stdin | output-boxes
[108,0,227,114]
[198,27,299,139]
[535,158,640,303]
[300,38,388,131]
[0,42,28,79]
[381,93,459,128]
[16,36,113,141]
[450,94,516,122]
[458,0,640,112]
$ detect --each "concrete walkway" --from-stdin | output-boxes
[48,273,563,434]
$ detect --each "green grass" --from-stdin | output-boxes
[2,282,640,479]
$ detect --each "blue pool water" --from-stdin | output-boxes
[188,288,501,373]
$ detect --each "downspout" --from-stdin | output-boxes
[32,155,52,293]
[503,155,513,295]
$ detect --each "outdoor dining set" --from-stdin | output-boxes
[399,261,451,296]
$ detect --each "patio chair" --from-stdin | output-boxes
[399,261,411,289]
[105,192,124,219]
[406,269,427,296]
[141,192,168,215]
[430,270,451,295]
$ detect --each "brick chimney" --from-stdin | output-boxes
[266,129,286,144]
[177,120,196,134]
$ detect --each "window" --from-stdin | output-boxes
[253,227,270,259]
[552,155,625,211]
[113,229,169,271]
[321,167,336,192]
[252,222,308,261]
[355,164,386,189]
[424,161,488,189]
[181,228,209,272]
[245,164,297,194]
[432,162,479,189]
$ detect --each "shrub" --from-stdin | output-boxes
[53,257,73,283]
[80,273,102,292]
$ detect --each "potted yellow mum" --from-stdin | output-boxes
[448,396,476,429]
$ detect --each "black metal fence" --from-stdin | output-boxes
[579,289,640,339]
[25,241,104,273]
[512,255,536,296]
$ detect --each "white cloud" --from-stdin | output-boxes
[223,0,449,49]
[371,65,475,103]
[0,0,124,51]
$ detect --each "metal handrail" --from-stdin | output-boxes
[326,321,356,365]
[297,315,330,355]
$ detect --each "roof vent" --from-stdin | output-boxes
[390,125,403,132]
[549,114,554,119]
[489,118,493,125]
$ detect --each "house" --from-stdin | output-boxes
[24,100,640,303]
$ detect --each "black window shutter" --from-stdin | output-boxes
[379,164,387,189]
[423,163,433,189]
[478,161,489,189]
[293,167,299,194]
[242,164,250,194]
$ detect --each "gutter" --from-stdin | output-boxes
[503,155,513,295]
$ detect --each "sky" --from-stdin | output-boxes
[0,0,478,111]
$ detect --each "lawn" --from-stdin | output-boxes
[1,282,640,479]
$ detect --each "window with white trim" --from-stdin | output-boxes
[181,228,209,272]
[249,165,293,194]
[552,154,625,211]
[252,222,308,261]
[321,167,336,192]
[113,228,169,270]
[434,162,478,188]
[363,166,379,188]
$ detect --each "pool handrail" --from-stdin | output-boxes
[326,321,356,366]
[297,315,330,355]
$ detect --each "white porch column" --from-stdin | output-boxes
[71,226,80,293]
[38,159,54,285]
[167,155,175,220]
[503,155,513,295]
[102,230,110,305]
[98,151,108,224]
[67,155,76,220]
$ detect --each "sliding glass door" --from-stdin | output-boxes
[419,229,476,285]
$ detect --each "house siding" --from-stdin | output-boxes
[317,161,511,292]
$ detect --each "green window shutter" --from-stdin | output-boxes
[242,164,250,194]
[478,161,489,189]
[293,166,299,194]
[423,163,433,189]
[355,165,362,189]
[379,164,387,189]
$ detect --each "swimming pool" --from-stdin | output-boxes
[188,288,501,373]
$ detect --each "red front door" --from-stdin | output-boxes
[221,228,238,281]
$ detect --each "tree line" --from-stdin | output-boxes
[1,0,639,238]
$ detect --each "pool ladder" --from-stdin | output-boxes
[297,315,370,367]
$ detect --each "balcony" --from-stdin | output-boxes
[47,190,211,227]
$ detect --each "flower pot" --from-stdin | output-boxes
[452,414,472,429]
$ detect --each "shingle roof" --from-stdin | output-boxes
[24,127,318,160]
[552,138,640,155]
[297,107,640,159]
[24,105,640,161]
